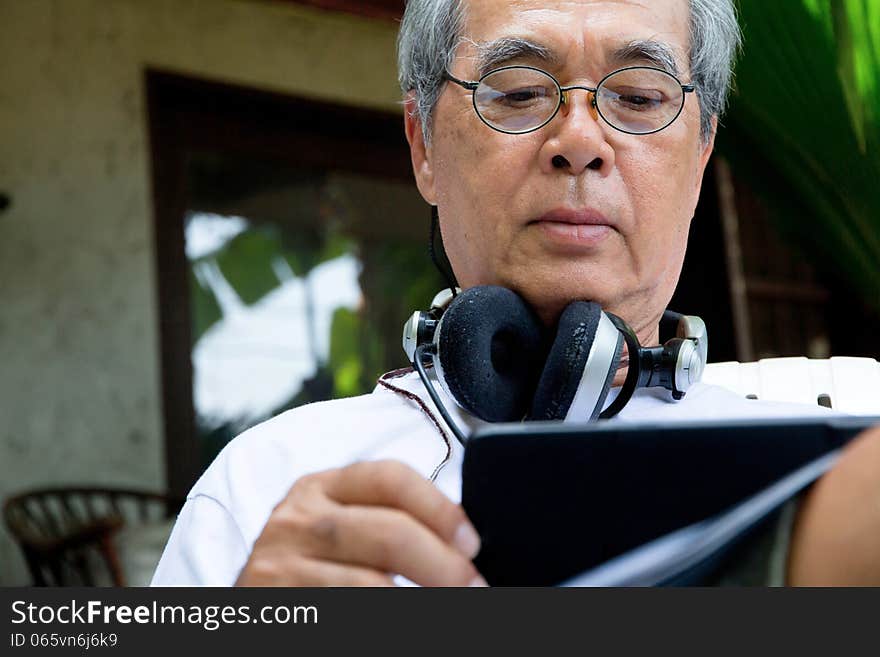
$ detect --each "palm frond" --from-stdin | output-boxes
[719,0,880,310]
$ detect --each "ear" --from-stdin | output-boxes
[689,115,717,212]
[696,115,717,185]
[404,93,438,205]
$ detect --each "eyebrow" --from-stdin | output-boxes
[472,37,561,77]
[610,40,682,77]
[470,36,684,80]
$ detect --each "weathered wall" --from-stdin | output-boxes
[0,0,401,585]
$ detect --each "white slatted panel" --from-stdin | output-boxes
[703,357,880,412]
[828,357,880,414]
[807,360,835,405]
[738,362,761,400]
[698,361,744,396]
[757,357,813,405]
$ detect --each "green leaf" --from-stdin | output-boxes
[215,229,284,306]
[328,307,367,398]
[721,0,880,311]
[189,268,222,345]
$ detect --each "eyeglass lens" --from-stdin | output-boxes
[473,67,686,134]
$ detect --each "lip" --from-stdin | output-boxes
[530,207,615,248]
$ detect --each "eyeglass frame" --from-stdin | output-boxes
[442,65,696,136]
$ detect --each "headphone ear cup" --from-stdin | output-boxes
[664,337,703,399]
[529,301,605,421]
[436,286,547,422]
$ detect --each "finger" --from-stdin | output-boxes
[293,503,486,587]
[237,554,394,587]
[284,557,396,587]
[323,460,481,558]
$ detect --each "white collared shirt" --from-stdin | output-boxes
[151,370,833,586]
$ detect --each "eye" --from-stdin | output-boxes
[496,86,554,106]
[620,94,656,107]
[604,86,665,111]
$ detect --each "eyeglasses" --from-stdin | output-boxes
[443,65,695,136]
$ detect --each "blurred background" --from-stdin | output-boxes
[0,0,877,586]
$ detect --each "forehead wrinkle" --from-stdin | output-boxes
[457,0,693,79]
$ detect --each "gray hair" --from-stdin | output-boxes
[398,0,742,143]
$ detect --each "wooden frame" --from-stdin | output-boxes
[145,70,412,499]
[277,0,404,21]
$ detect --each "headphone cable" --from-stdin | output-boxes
[599,313,642,419]
[429,206,459,299]
[413,343,469,446]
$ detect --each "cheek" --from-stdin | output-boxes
[621,137,700,220]
[616,141,699,276]
[434,123,485,203]
[434,126,536,224]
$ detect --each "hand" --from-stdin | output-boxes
[787,425,880,585]
[235,460,487,586]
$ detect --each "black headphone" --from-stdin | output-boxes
[402,286,707,437]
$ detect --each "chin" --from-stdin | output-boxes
[503,276,617,328]
[457,258,632,325]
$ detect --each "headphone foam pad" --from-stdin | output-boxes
[529,301,603,421]
[437,286,546,422]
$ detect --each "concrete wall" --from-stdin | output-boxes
[0,0,401,585]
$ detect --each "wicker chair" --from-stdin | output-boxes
[3,487,181,586]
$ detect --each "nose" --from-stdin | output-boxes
[561,87,599,119]
[540,87,615,176]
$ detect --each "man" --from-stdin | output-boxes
[152,0,880,586]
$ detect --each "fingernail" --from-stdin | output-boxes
[469,576,489,587]
[453,522,481,559]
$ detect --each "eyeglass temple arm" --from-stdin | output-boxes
[443,72,479,91]
[682,84,695,93]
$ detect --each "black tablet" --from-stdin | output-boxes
[460,415,880,586]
